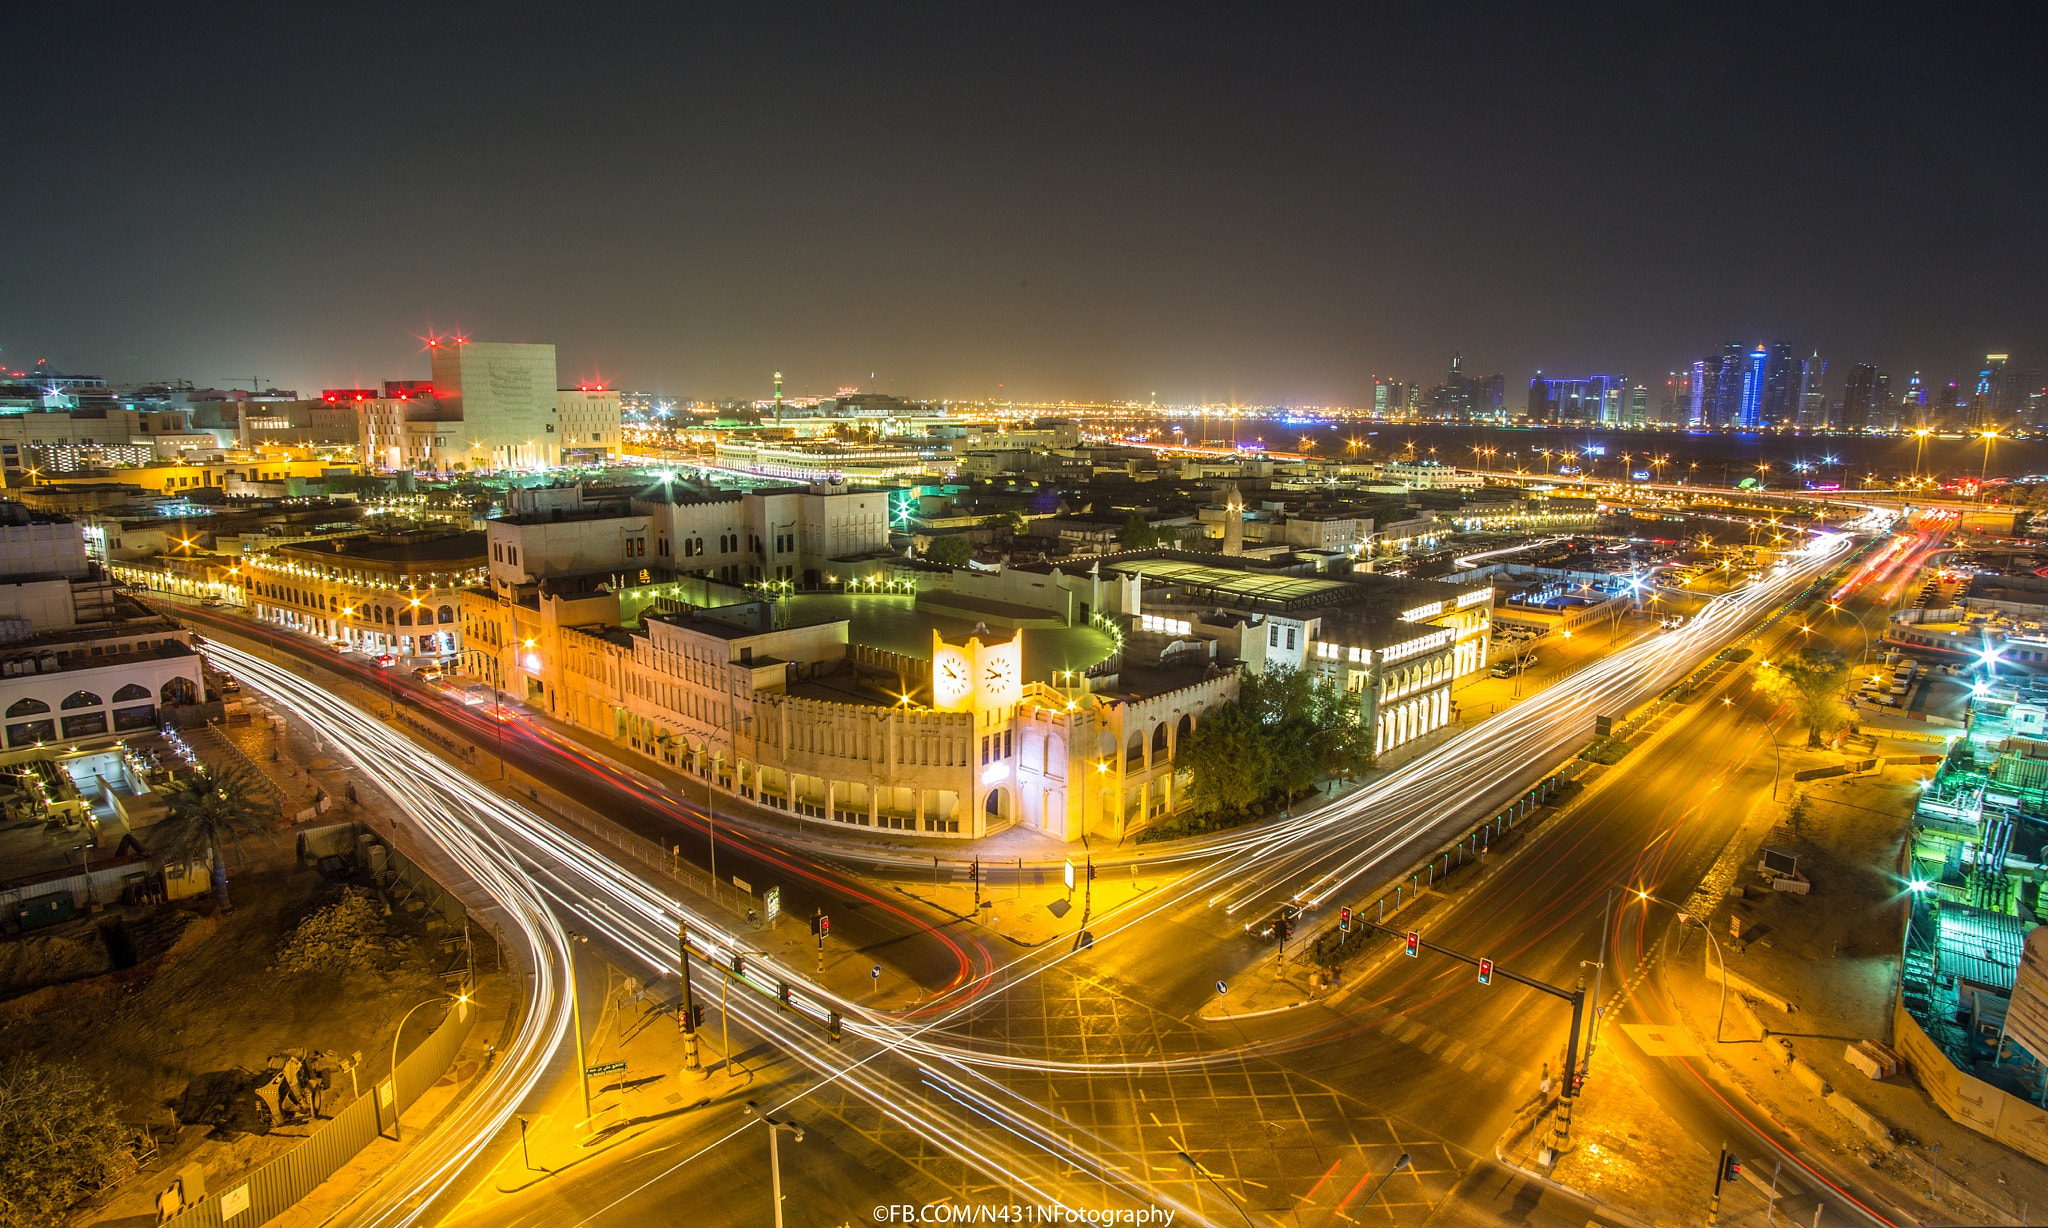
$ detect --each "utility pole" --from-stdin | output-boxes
[678,921,699,1072]
[744,1100,803,1228]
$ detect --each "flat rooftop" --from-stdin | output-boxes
[783,592,1115,684]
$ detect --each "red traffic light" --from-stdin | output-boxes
[1477,957,1494,985]
[1340,906,1352,930]
[1721,1152,1742,1182]
[819,915,830,936]
[1403,931,1420,957]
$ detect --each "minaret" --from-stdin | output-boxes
[773,371,783,424]
[1222,483,1244,557]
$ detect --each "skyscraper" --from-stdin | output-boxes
[1841,363,1884,432]
[1796,352,1827,428]
[1689,359,1712,426]
[1760,342,1797,425]
[1709,342,1747,427]
[1737,344,1766,428]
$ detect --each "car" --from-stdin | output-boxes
[374,654,400,667]
[413,665,444,682]
[200,596,226,608]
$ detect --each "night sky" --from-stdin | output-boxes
[4,5,2043,404]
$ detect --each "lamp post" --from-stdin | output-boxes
[387,990,466,1139]
[566,932,591,1117]
[1721,695,1782,800]
[1358,1152,1411,1215]
[1634,889,1731,1041]
[743,1100,804,1228]
[1176,1150,1255,1228]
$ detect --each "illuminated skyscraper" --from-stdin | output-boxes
[1797,352,1828,428]
[1737,344,1766,428]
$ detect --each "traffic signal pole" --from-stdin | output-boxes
[1362,920,1588,1147]
[678,921,700,1072]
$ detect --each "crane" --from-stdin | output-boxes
[219,376,271,392]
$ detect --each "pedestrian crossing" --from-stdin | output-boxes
[1378,1013,1516,1084]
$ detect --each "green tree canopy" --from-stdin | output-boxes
[926,536,974,567]
[0,1054,128,1228]
[161,764,274,911]
[979,510,1027,537]
[1754,644,1853,746]
[1117,514,1159,552]
[1173,666,1369,820]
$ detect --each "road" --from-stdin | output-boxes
[155,517,1890,1224]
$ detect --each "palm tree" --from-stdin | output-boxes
[160,764,275,911]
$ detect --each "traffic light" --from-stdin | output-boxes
[731,954,746,977]
[1403,931,1420,957]
[1086,860,1097,880]
[1720,1152,1742,1183]
[1477,957,1493,985]
[1272,910,1293,944]
[827,1010,843,1042]
[689,1004,705,1030]
[969,858,980,883]
[810,910,822,935]
[1339,907,1351,932]
[819,915,830,937]
[776,981,791,1011]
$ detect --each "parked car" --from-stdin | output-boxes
[200,596,226,608]
[374,653,399,667]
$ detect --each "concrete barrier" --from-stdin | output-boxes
[1704,959,1795,1013]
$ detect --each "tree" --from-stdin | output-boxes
[1172,703,1271,817]
[979,511,1026,538]
[1117,514,1159,552]
[1754,645,1853,747]
[160,764,273,911]
[1174,666,1369,818]
[0,1054,128,1228]
[926,536,974,568]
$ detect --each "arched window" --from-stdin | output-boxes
[397,609,414,626]
[437,605,455,624]
[112,683,151,702]
[61,690,103,709]
[160,678,198,706]
[1151,722,1169,754]
[6,697,49,717]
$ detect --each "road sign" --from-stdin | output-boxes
[585,1060,626,1077]
[1063,859,1075,891]
[763,886,781,925]
[1216,981,1228,996]
[1595,715,1614,738]
[871,964,881,980]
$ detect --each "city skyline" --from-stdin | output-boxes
[3,6,2043,404]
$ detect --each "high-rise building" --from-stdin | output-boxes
[1699,343,1747,427]
[1841,364,1885,432]
[1527,375,1626,423]
[1690,360,1712,426]
[428,339,559,469]
[1796,352,1828,428]
[1625,385,1650,428]
[1737,344,1767,428]
[1760,342,1798,425]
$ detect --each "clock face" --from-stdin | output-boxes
[933,646,973,710]
[976,641,1022,708]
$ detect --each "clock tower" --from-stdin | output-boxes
[930,628,1023,713]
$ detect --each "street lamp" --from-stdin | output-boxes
[1633,889,1731,1041]
[566,932,592,1117]
[388,989,469,1139]
[1721,695,1782,800]
[1357,1152,1411,1214]
[1176,1150,1255,1228]
[743,1100,804,1228]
